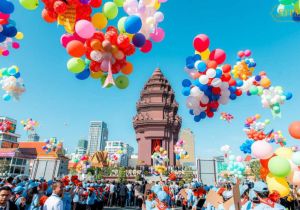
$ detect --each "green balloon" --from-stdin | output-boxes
[295,1,300,13]
[279,0,294,5]
[103,2,118,20]
[19,0,39,10]
[268,156,291,178]
[67,58,85,74]
[100,75,113,88]
[118,17,127,33]
[115,75,129,89]
[257,86,264,96]
[114,0,124,7]
[249,86,258,95]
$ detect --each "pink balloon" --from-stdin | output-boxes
[236,156,243,162]
[209,49,226,65]
[0,12,10,20]
[60,34,75,48]
[75,20,95,39]
[158,0,167,2]
[150,28,165,42]
[2,50,9,56]
[251,140,273,159]
[12,42,20,49]
[140,40,152,53]
[244,49,251,57]
[193,34,210,52]
[101,60,109,72]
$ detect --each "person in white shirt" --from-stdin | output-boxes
[43,181,64,210]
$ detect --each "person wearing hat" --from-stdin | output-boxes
[43,181,64,210]
[86,187,96,210]
[252,181,285,210]
[13,186,26,210]
[72,186,81,210]
[216,190,233,210]
[62,186,72,210]
[27,182,40,210]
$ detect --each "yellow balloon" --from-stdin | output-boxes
[15,32,24,40]
[91,71,103,79]
[92,13,108,30]
[197,48,210,61]
[266,173,290,198]
[275,147,293,159]
[154,0,160,10]
[125,33,134,40]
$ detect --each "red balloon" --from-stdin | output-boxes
[209,49,226,65]
[221,74,231,82]
[193,34,210,52]
[89,0,102,7]
[222,64,231,73]
[206,60,218,69]
[228,79,236,86]
[42,9,57,23]
[260,154,275,168]
[207,112,214,118]
[212,87,221,95]
[289,121,300,139]
[235,89,242,96]
[66,40,86,57]
[54,1,67,14]
[140,40,152,53]
[89,61,101,72]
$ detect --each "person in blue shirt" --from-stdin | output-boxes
[62,186,72,210]
[13,186,26,210]
[86,187,96,210]
[26,182,40,210]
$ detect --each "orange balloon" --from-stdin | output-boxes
[42,9,57,23]
[260,77,271,88]
[91,39,102,51]
[289,121,300,139]
[66,40,86,57]
[260,167,269,180]
[121,62,133,75]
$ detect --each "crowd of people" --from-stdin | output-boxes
[0,176,299,210]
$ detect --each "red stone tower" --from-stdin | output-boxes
[133,68,182,166]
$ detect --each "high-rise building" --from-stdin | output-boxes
[179,128,195,166]
[87,121,108,155]
[0,116,20,148]
[133,68,182,166]
[105,141,134,167]
[76,139,88,155]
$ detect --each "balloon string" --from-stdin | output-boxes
[103,60,115,88]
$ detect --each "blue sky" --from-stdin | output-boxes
[1,0,300,158]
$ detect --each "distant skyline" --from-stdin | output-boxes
[1,0,300,158]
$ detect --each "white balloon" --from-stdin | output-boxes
[154,11,164,23]
[186,96,198,109]
[211,78,222,87]
[201,95,209,104]
[206,68,216,78]
[199,75,209,85]
[190,86,203,100]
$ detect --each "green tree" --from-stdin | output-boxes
[118,167,127,183]
[249,160,261,180]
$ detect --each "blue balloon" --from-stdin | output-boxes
[195,61,207,72]
[9,19,16,27]
[124,15,142,34]
[236,80,244,87]
[132,33,146,48]
[255,75,261,81]
[14,72,21,79]
[194,115,201,122]
[2,25,17,37]
[193,54,201,61]
[199,112,206,119]
[0,33,6,42]
[182,87,190,96]
[230,94,237,100]
[285,92,293,100]
[186,56,195,69]
[193,79,201,88]
[212,95,220,100]
[3,94,11,101]
[75,69,90,80]
[0,0,14,14]
[189,109,194,115]
[182,79,192,87]
[229,86,237,92]
[215,69,222,78]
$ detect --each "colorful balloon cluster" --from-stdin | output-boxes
[240,139,254,154]
[0,119,13,132]
[151,145,169,174]
[20,0,167,89]
[76,155,91,174]
[42,137,63,154]
[182,34,243,122]
[0,0,23,57]
[21,118,39,132]
[182,36,292,121]
[276,0,300,21]
[244,114,271,141]
[108,149,125,165]
[174,139,189,160]
[0,65,25,101]
[226,154,246,179]
[220,112,234,123]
